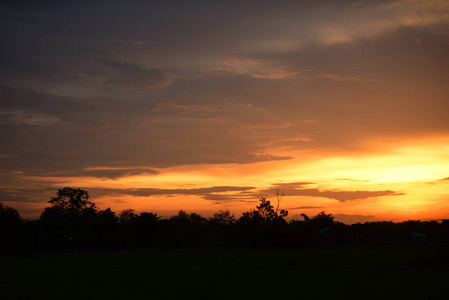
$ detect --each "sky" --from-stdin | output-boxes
[1,0,449,223]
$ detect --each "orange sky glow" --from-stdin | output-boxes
[1,0,449,223]
[8,135,449,223]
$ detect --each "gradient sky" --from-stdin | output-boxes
[1,0,449,223]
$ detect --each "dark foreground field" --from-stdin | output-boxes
[1,245,448,300]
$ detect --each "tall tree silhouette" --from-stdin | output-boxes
[40,187,97,248]
[47,187,96,218]
[0,202,22,224]
[239,197,288,227]
[0,202,23,250]
[312,211,335,227]
[237,197,289,246]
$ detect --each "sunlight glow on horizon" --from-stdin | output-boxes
[15,135,449,223]
[2,0,448,224]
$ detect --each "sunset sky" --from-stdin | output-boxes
[1,0,449,223]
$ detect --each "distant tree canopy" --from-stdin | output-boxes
[119,208,138,224]
[312,211,335,227]
[170,210,207,227]
[209,210,236,227]
[2,187,448,250]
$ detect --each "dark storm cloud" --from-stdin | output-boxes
[258,182,403,202]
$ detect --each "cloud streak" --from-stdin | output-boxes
[84,167,159,179]
[113,186,256,197]
[246,0,449,52]
[194,57,378,82]
[289,206,324,210]
[0,110,60,126]
[91,186,257,204]
[258,182,403,202]
[1,56,172,97]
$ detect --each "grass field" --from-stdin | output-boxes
[1,245,448,300]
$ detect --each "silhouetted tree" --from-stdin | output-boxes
[204,210,237,246]
[134,212,160,246]
[0,202,22,224]
[166,211,207,246]
[138,212,159,223]
[209,210,236,227]
[237,197,289,246]
[47,187,96,218]
[239,197,288,227]
[170,210,190,223]
[239,209,265,227]
[27,187,449,249]
[0,202,24,250]
[99,208,119,225]
[119,209,138,225]
[118,210,160,248]
[94,208,120,247]
[259,197,288,219]
[39,187,97,248]
[312,211,335,227]
[188,212,208,226]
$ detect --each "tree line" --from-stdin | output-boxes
[1,187,448,251]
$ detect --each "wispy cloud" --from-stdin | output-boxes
[289,206,324,210]
[114,39,144,46]
[93,186,257,204]
[84,167,159,179]
[308,73,379,83]
[1,57,172,97]
[193,57,300,80]
[336,178,370,182]
[257,182,403,202]
[246,0,449,52]
[113,186,255,197]
[0,110,60,126]
[194,57,378,82]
